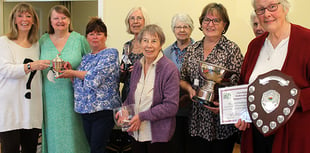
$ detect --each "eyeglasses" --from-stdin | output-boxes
[255,2,281,15]
[141,38,160,45]
[174,25,190,30]
[203,18,222,25]
[129,16,143,22]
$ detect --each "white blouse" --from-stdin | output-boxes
[249,37,289,84]
[133,52,163,142]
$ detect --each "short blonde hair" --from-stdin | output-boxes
[7,3,39,44]
[125,6,150,34]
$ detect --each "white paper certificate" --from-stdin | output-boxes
[219,84,252,124]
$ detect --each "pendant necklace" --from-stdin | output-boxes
[266,50,272,61]
[266,38,273,61]
[267,52,271,61]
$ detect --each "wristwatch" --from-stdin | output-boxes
[27,63,31,71]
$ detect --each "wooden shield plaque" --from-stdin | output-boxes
[247,70,300,136]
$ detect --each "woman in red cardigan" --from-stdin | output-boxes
[235,0,310,153]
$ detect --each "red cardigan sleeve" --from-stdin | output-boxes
[283,24,310,112]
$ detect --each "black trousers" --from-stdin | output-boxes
[169,116,191,153]
[0,128,40,153]
[188,133,238,153]
[81,110,115,153]
[132,140,171,153]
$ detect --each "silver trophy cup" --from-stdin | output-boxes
[193,61,238,107]
[52,55,65,77]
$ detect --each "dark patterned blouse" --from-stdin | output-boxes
[120,40,143,102]
[180,35,244,141]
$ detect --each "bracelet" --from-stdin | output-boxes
[27,63,31,71]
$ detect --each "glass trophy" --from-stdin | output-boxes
[113,104,135,131]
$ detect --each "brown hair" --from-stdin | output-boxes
[7,3,39,43]
[47,5,73,34]
[85,17,107,37]
[199,3,230,34]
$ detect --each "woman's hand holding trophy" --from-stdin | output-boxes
[192,61,238,111]
[113,104,136,132]
[47,55,72,82]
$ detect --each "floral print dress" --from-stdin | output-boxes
[180,35,244,141]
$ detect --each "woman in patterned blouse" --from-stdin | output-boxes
[179,3,244,153]
[57,17,121,153]
[120,7,149,102]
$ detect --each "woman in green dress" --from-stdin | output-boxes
[39,5,90,153]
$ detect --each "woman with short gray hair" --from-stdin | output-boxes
[236,0,310,152]
[123,24,180,153]
[163,13,195,153]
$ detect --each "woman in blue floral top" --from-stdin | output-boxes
[58,17,121,153]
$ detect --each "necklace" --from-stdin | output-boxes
[264,38,275,61]
[267,52,271,61]
[265,49,273,61]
